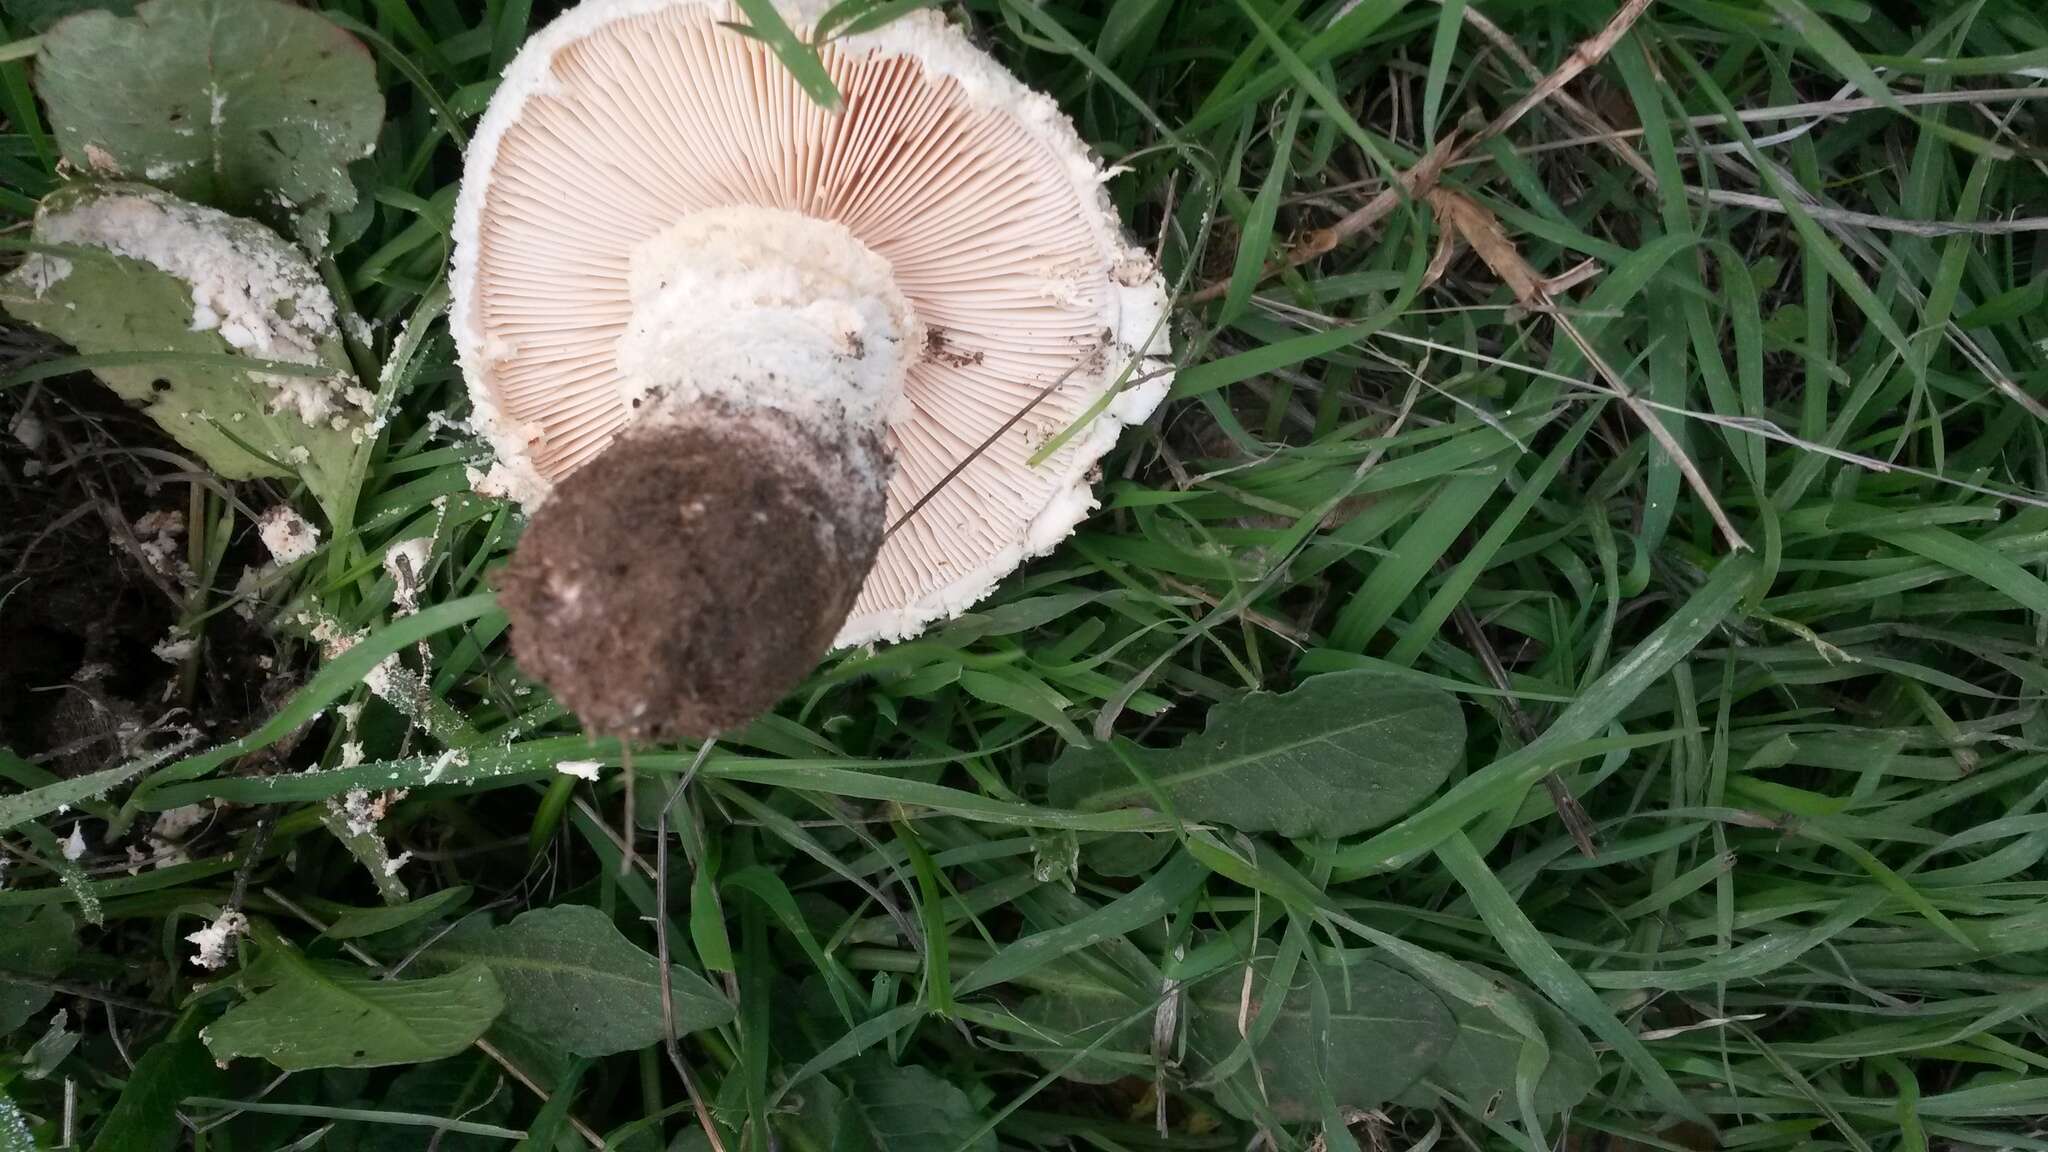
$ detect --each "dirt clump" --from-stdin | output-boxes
[495,411,885,742]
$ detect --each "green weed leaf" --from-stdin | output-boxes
[202,957,502,1069]
[0,184,363,519]
[0,0,130,33]
[36,0,381,227]
[327,1055,513,1152]
[87,1033,221,1152]
[834,1054,996,1152]
[0,907,76,1033]
[1187,949,1454,1123]
[727,0,840,111]
[426,904,734,1058]
[1049,670,1462,838]
[323,886,472,940]
[1409,972,1600,1119]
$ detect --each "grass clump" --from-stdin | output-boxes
[2,0,2047,1150]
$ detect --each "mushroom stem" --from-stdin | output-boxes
[497,407,889,741]
[617,205,918,446]
[496,206,920,740]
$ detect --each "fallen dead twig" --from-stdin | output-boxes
[1456,0,1658,185]
[1690,186,2048,235]
[1424,187,1748,553]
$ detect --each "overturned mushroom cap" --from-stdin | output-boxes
[451,0,1172,648]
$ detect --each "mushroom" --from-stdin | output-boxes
[452,0,1172,740]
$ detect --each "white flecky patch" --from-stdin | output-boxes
[258,505,320,564]
[384,536,434,613]
[36,186,362,426]
[186,908,248,970]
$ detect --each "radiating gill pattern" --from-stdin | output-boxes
[464,1,1161,642]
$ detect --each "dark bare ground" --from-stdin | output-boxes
[1,378,284,772]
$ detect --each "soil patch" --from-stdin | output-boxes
[495,410,886,742]
[2,377,282,770]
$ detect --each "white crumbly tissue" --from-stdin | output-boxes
[300,611,422,730]
[132,509,189,582]
[62,825,87,862]
[36,186,366,427]
[617,205,916,450]
[258,505,320,564]
[465,461,524,501]
[186,908,248,970]
[554,759,603,780]
[335,788,408,837]
[152,804,210,842]
[421,748,467,784]
[383,536,434,612]
[10,254,69,298]
[151,631,196,663]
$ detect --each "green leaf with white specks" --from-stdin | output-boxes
[0,183,363,521]
[0,1090,33,1152]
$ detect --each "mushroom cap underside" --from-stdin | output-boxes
[452,0,1172,646]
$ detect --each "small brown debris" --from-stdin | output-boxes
[923,326,984,369]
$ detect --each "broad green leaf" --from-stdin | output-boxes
[36,0,381,224]
[0,184,364,519]
[1436,832,1699,1123]
[835,1054,997,1152]
[324,885,472,940]
[0,906,76,1033]
[201,957,503,1070]
[86,1034,221,1152]
[0,0,132,33]
[1404,972,1600,1118]
[1187,948,1454,1123]
[1049,671,1462,838]
[1083,830,1174,877]
[426,904,734,1058]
